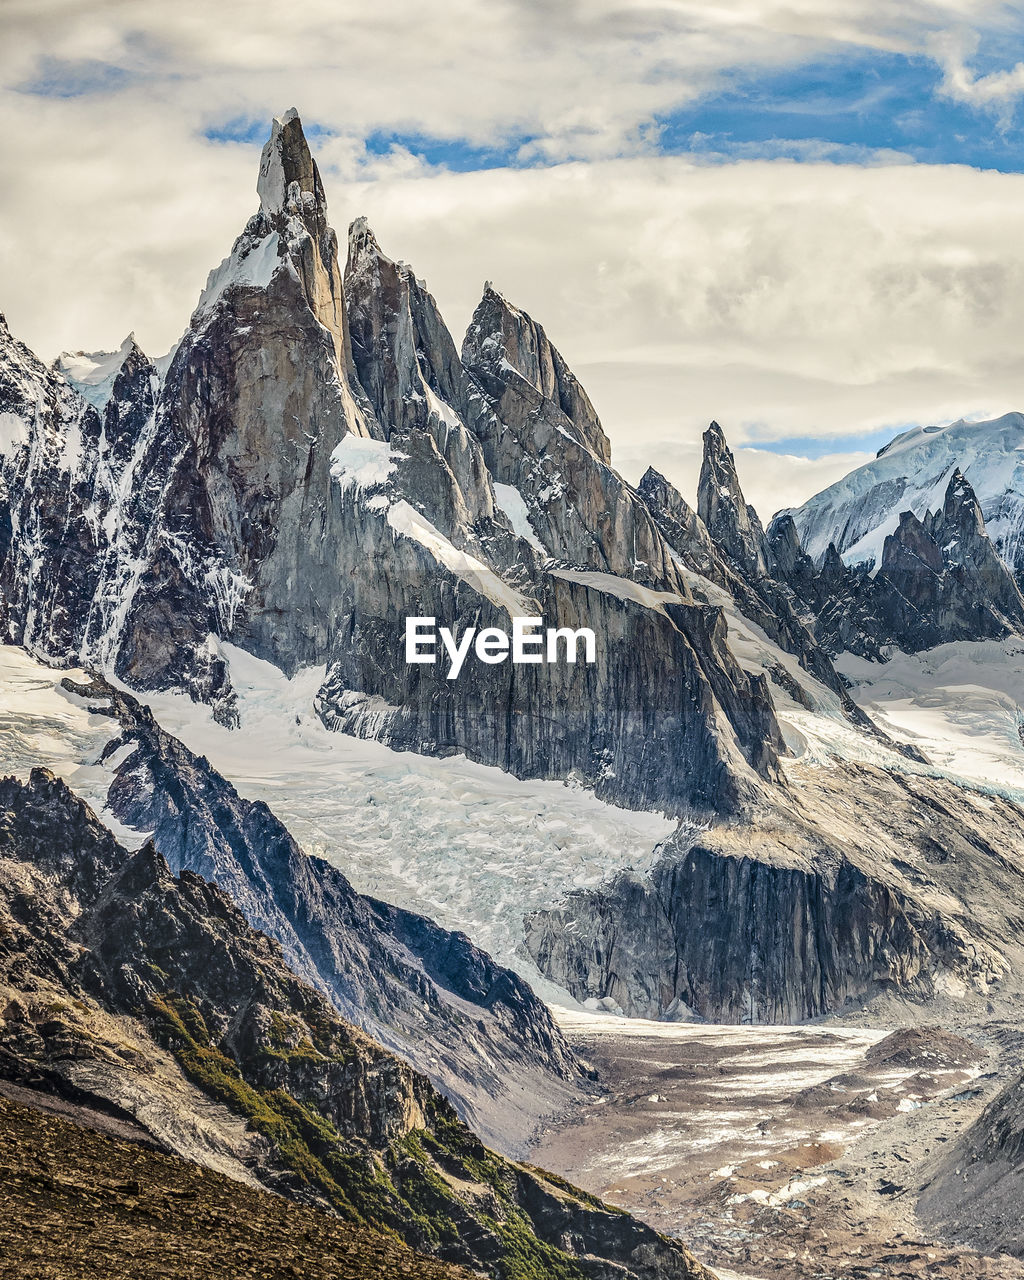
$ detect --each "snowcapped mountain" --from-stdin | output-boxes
[6,108,1024,1052]
[787,412,1024,577]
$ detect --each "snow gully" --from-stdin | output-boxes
[405,616,597,680]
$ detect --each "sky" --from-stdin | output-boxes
[3,1,1024,516]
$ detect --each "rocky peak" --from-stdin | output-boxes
[935,467,987,544]
[100,337,157,472]
[342,218,500,526]
[880,509,944,576]
[638,465,717,572]
[256,107,324,219]
[697,421,768,578]
[764,512,806,580]
[0,767,127,911]
[55,333,143,414]
[461,284,611,464]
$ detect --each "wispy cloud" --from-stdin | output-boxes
[929,27,1024,124]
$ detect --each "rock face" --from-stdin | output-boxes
[0,768,713,1280]
[0,314,108,659]
[640,456,862,707]
[524,762,1018,1021]
[697,421,769,580]
[60,673,583,1155]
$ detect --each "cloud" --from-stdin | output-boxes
[4,1,1024,514]
[929,27,1024,122]
[2,2,1017,161]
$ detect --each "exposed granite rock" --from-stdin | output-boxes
[524,762,1019,1021]
[0,113,785,817]
[461,285,687,591]
[0,315,106,661]
[697,421,769,580]
[640,458,862,705]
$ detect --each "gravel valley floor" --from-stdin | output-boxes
[531,1012,1024,1280]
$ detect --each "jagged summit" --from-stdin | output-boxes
[346,215,388,279]
[256,106,324,216]
[698,419,768,578]
[462,285,612,466]
[54,333,143,412]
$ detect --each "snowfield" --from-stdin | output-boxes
[836,639,1024,797]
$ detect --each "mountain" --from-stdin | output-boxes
[786,412,1024,583]
[0,767,712,1280]
[6,106,1024,1029]
[769,468,1024,659]
[0,109,787,817]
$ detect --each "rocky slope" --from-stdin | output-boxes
[0,1088,474,1280]
[0,767,712,1280]
[54,670,583,1153]
[917,1059,1024,1259]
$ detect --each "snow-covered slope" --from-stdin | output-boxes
[54,334,140,412]
[787,413,1024,574]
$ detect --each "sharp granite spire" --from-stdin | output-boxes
[257,106,325,216]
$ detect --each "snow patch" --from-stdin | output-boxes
[493,483,546,553]
[197,232,282,314]
[388,500,529,616]
[0,410,29,458]
[548,568,683,613]
[836,639,1024,797]
[0,646,150,847]
[55,334,136,412]
[330,434,403,493]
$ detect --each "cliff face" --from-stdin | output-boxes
[524,763,1017,1022]
[0,768,713,1280]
